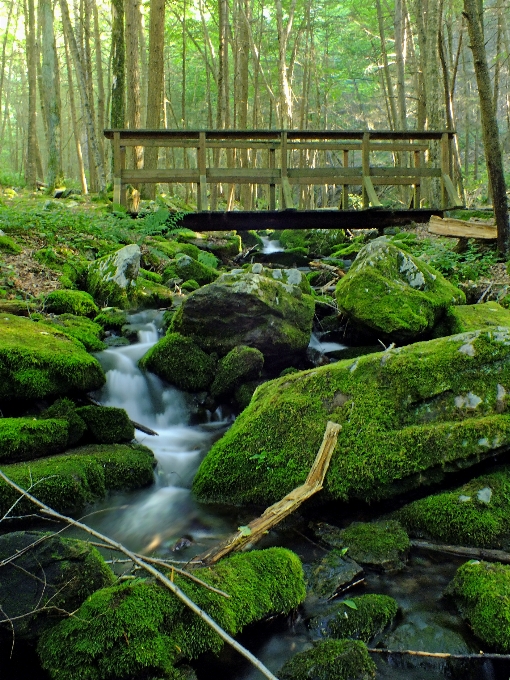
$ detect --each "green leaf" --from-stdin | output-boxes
[343,599,358,610]
[340,547,349,556]
[238,525,252,537]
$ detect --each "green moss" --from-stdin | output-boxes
[171,255,219,286]
[279,639,376,680]
[153,239,200,261]
[395,467,510,548]
[445,560,510,651]
[192,329,510,506]
[210,345,264,399]
[86,245,140,309]
[0,235,22,253]
[278,230,309,252]
[0,417,69,462]
[38,548,306,680]
[38,314,106,352]
[43,290,99,317]
[329,521,410,571]
[93,307,128,331]
[312,594,398,643]
[181,279,200,292]
[139,268,163,284]
[234,381,261,410]
[135,278,173,308]
[435,302,510,337]
[0,314,105,401]
[75,405,134,444]
[139,332,216,392]
[40,397,87,446]
[0,443,155,516]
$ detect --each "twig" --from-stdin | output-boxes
[327,577,366,601]
[0,471,279,680]
[0,603,15,659]
[411,539,510,564]
[368,647,510,660]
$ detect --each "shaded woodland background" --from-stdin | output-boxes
[0,0,509,204]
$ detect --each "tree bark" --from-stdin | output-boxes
[125,0,143,170]
[464,0,509,253]
[40,0,62,190]
[110,0,125,129]
[24,0,38,188]
[63,26,87,194]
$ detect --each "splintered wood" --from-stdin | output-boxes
[428,214,496,239]
[195,421,341,566]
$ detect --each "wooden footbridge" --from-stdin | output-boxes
[104,129,462,231]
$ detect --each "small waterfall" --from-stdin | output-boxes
[86,311,235,554]
[308,332,347,355]
[260,235,283,253]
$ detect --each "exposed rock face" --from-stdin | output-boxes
[86,244,141,308]
[0,532,114,639]
[193,329,510,506]
[170,270,315,368]
[335,237,465,341]
[0,314,105,401]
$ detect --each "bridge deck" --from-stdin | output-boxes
[104,129,462,219]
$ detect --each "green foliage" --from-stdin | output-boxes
[38,548,306,680]
[395,467,510,548]
[0,417,69,463]
[0,235,22,254]
[0,443,155,516]
[139,332,217,392]
[43,290,99,317]
[75,405,134,444]
[446,561,510,651]
[279,639,376,680]
[197,250,219,269]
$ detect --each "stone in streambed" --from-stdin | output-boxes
[278,639,376,680]
[86,244,141,308]
[305,550,363,604]
[210,345,264,399]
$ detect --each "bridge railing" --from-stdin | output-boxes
[104,129,461,212]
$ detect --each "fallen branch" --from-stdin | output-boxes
[195,421,341,566]
[368,647,510,660]
[411,539,510,565]
[0,471,278,680]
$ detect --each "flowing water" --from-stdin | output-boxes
[260,236,283,254]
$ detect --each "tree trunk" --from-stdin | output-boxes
[24,0,38,188]
[40,0,62,190]
[376,0,397,129]
[110,0,125,129]
[275,0,295,128]
[93,1,106,161]
[63,26,87,194]
[395,0,407,128]
[463,0,509,253]
[59,0,106,193]
[125,0,143,170]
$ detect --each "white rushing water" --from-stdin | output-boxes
[85,311,235,555]
[260,235,283,253]
[308,332,347,355]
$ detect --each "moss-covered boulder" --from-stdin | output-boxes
[309,594,398,643]
[210,345,264,399]
[168,254,219,286]
[0,418,69,463]
[249,263,312,294]
[171,270,315,368]
[43,290,98,317]
[180,231,241,261]
[279,639,376,680]
[134,278,173,308]
[75,406,134,444]
[93,307,128,332]
[139,332,217,392]
[37,548,305,680]
[435,301,510,337]
[0,443,155,516]
[40,398,87,447]
[151,238,201,261]
[86,244,140,308]
[305,550,363,602]
[38,314,106,352]
[193,329,510,506]
[0,314,105,401]
[445,560,510,651]
[395,467,510,548]
[335,237,465,341]
[314,521,410,572]
[0,532,115,639]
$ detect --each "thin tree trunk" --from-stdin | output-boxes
[376,0,397,129]
[110,0,125,129]
[395,0,407,128]
[63,27,87,194]
[93,1,106,161]
[40,0,62,190]
[24,0,38,188]
[125,0,143,170]
[275,0,296,128]
[463,0,509,252]
[0,0,14,115]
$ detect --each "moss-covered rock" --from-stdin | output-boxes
[180,231,241,261]
[309,594,398,643]
[193,329,510,506]
[0,314,105,401]
[38,314,106,352]
[40,397,87,447]
[171,270,315,368]
[0,418,69,463]
[278,639,376,680]
[139,332,217,392]
[75,405,134,444]
[0,531,115,639]
[43,290,99,317]
[181,279,200,292]
[151,239,201,261]
[335,237,465,341]
[249,263,312,294]
[210,345,264,399]
[135,278,173,308]
[445,560,510,651]
[395,467,510,548]
[93,307,128,332]
[0,443,155,516]
[435,301,510,337]
[86,244,140,308]
[37,548,306,680]
[172,254,219,286]
[314,521,410,571]
[305,550,363,602]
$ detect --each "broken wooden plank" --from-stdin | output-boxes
[194,421,341,566]
[428,214,496,239]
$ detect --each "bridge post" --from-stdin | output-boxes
[441,132,449,209]
[269,146,276,210]
[342,149,349,209]
[280,131,294,209]
[113,131,126,207]
[197,131,208,211]
[362,132,370,208]
[413,148,421,208]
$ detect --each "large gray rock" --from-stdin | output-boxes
[86,244,141,308]
[335,237,465,341]
[170,270,315,368]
